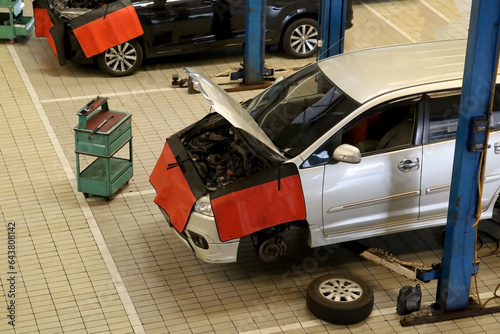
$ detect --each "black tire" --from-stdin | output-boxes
[282,18,318,58]
[306,274,374,325]
[97,40,143,77]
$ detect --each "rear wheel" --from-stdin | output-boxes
[282,18,318,58]
[97,40,143,77]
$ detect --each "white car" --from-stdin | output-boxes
[150,39,500,263]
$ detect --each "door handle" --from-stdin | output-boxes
[398,158,420,172]
[495,142,500,154]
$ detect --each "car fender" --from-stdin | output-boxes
[67,0,144,58]
[150,137,307,242]
[210,163,307,242]
[150,136,206,234]
[33,0,67,65]
[278,8,318,41]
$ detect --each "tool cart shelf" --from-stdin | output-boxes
[0,0,34,41]
[74,97,133,200]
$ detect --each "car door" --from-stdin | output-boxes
[145,0,215,55]
[226,0,299,42]
[320,96,423,237]
[420,87,500,219]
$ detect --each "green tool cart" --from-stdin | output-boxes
[0,0,34,41]
[74,97,133,200]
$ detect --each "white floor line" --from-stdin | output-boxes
[40,86,176,104]
[419,0,450,24]
[7,43,146,334]
[359,0,418,43]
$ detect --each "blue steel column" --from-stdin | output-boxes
[244,0,266,85]
[318,0,346,60]
[435,0,500,312]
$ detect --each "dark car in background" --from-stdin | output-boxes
[33,0,321,76]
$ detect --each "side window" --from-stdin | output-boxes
[428,86,500,142]
[302,139,335,168]
[341,97,419,154]
[301,96,419,168]
[428,90,461,141]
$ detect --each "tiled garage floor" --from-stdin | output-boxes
[2,0,500,333]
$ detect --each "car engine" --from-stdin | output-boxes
[47,0,103,19]
[49,0,101,9]
[182,125,268,191]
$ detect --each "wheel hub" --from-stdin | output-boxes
[319,278,363,302]
[258,236,287,262]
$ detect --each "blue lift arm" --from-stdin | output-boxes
[433,0,500,312]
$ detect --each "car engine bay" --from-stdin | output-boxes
[47,0,102,19]
[180,117,274,191]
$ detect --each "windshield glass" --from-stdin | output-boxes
[242,64,360,157]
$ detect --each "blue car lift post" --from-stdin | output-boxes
[318,0,347,60]
[231,0,274,89]
[239,0,347,86]
[402,0,500,325]
[242,0,266,86]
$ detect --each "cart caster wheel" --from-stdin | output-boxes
[84,193,89,198]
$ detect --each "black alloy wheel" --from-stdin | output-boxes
[282,18,318,58]
[97,40,143,77]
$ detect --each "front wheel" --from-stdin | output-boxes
[97,40,143,77]
[306,274,374,325]
[282,18,318,58]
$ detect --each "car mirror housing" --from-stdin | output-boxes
[333,144,361,164]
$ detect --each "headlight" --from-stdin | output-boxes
[194,196,214,217]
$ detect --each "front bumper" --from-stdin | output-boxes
[164,208,240,263]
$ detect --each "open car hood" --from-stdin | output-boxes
[184,67,282,155]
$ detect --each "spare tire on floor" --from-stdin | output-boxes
[306,274,374,325]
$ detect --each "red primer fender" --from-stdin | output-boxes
[33,8,58,56]
[69,1,144,58]
[211,165,306,242]
[150,141,196,234]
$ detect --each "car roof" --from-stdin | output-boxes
[318,39,469,104]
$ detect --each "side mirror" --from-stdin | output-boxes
[333,144,361,164]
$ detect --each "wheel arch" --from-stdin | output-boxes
[96,39,144,76]
[249,219,311,262]
[481,186,500,218]
[92,36,146,63]
[279,12,319,46]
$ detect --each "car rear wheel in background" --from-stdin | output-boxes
[97,40,143,77]
[307,274,374,324]
[282,18,318,58]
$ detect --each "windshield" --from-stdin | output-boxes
[242,64,360,157]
